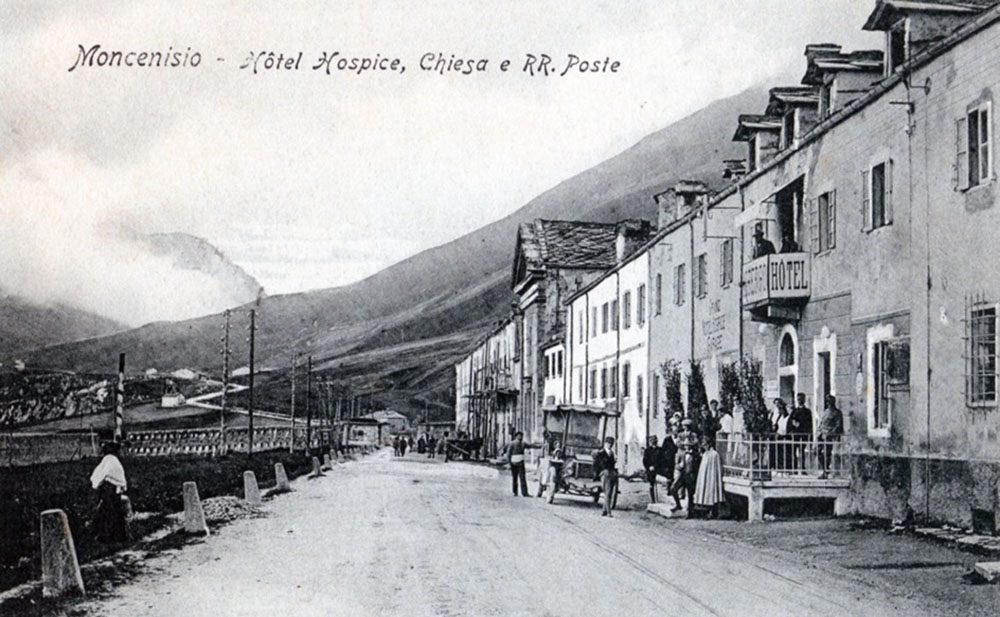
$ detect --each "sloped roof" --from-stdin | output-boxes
[864,0,997,30]
[802,49,884,85]
[733,114,783,141]
[516,219,620,271]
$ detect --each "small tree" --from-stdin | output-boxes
[719,361,741,417]
[686,360,713,436]
[660,359,684,430]
[738,357,772,436]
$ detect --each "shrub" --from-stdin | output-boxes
[738,357,772,436]
[660,359,684,431]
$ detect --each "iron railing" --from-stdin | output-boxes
[716,433,845,480]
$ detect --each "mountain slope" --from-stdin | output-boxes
[0,293,125,358]
[26,85,769,416]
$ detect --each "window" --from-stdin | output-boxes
[611,300,619,331]
[781,109,796,150]
[719,239,734,287]
[577,368,583,400]
[862,161,892,231]
[695,254,708,298]
[637,284,646,326]
[652,374,660,418]
[655,273,663,315]
[872,341,891,430]
[622,292,632,329]
[887,19,908,74]
[544,354,550,379]
[600,367,608,399]
[866,323,895,437]
[591,307,598,338]
[557,351,563,377]
[812,190,836,253]
[621,363,631,398]
[959,102,993,190]
[637,374,644,416]
[967,304,998,406]
[610,363,618,398]
[969,104,992,188]
[590,369,597,399]
[819,82,832,119]
[601,303,609,333]
[578,310,584,343]
[674,263,686,305]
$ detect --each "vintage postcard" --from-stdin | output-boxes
[2,1,999,615]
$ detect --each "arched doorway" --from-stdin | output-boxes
[778,326,798,405]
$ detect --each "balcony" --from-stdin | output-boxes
[742,252,811,321]
[717,434,850,521]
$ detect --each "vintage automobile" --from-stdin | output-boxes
[535,403,620,508]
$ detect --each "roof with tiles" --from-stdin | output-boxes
[516,219,622,271]
[733,114,783,140]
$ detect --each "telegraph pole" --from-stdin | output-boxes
[305,355,313,452]
[289,353,297,453]
[114,353,125,442]
[248,309,256,456]
[220,310,231,452]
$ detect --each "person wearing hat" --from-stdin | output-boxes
[504,431,530,496]
[592,436,619,517]
[89,441,130,544]
[752,223,776,258]
[642,435,663,503]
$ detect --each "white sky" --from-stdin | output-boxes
[0,0,880,325]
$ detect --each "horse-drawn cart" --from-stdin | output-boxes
[535,404,619,508]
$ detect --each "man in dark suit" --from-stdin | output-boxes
[593,437,618,517]
[788,393,813,473]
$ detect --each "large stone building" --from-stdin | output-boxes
[457,0,1000,529]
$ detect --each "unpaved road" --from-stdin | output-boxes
[77,451,949,617]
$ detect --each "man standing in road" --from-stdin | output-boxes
[506,431,530,497]
[642,435,662,503]
[593,436,618,517]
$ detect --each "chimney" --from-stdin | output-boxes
[653,189,678,229]
[615,219,653,263]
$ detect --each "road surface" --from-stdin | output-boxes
[79,450,941,617]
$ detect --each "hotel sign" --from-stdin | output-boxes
[743,252,811,308]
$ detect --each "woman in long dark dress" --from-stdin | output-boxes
[90,441,130,544]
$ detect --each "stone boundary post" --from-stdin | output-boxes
[40,509,85,598]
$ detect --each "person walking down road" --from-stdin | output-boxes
[643,435,662,503]
[427,435,437,459]
[505,431,530,497]
[399,436,408,457]
[593,437,619,517]
[440,431,450,461]
[789,393,813,473]
[693,437,725,519]
[417,434,426,454]
[89,441,130,545]
[392,435,401,457]
[818,395,844,479]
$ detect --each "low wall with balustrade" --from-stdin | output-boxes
[1,426,337,466]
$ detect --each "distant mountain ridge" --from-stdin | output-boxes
[0,293,124,359]
[26,85,769,418]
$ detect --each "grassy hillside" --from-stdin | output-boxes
[25,85,768,420]
[0,294,124,359]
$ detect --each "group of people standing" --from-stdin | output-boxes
[393,432,451,459]
[767,393,844,478]
[642,419,724,519]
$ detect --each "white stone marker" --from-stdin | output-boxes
[310,456,324,477]
[243,471,262,506]
[182,481,209,535]
[40,509,85,598]
[274,463,290,492]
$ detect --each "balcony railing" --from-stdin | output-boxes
[716,433,845,480]
[742,252,811,316]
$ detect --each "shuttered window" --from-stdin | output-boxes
[811,190,836,253]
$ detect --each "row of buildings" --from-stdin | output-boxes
[455,0,1000,529]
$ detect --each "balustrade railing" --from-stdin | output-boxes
[716,433,845,480]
